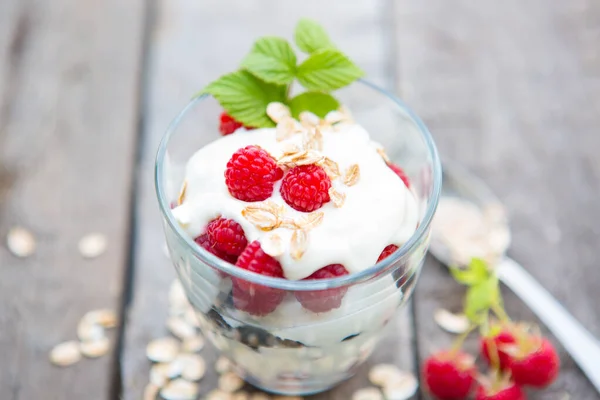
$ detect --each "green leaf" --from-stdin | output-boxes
[296,49,364,91]
[240,37,297,85]
[294,18,335,54]
[464,276,500,323]
[450,258,491,286]
[200,71,287,128]
[288,92,340,118]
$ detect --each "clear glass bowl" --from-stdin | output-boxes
[155,80,442,395]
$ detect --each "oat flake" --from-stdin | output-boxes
[434,308,470,334]
[160,378,199,400]
[78,233,107,258]
[80,336,110,358]
[219,371,245,393]
[49,341,82,367]
[352,387,383,400]
[146,337,180,363]
[6,226,36,258]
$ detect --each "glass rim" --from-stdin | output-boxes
[154,79,442,291]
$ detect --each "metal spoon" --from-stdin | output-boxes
[428,163,600,393]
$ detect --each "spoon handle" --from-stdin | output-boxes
[497,257,600,393]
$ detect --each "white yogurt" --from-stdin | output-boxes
[172,122,418,280]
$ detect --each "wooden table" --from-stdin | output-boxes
[1,0,599,399]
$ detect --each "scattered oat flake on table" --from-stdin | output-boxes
[352,387,384,400]
[434,308,470,334]
[160,378,199,400]
[232,392,250,400]
[219,371,245,393]
[77,319,105,342]
[50,341,82,367]
[80,336,110,358]
[368,364,406,387]
[147,337,180,363]
[143,383,160,400]
[206,389,234,400]
[167,316,196,340]
[178,353,206,381]
[215,356,233,373]
[381,372,418,400]
[82,309,118,328]
[6,226,36,258]
[78,233,107,258]
[182,335,204,353]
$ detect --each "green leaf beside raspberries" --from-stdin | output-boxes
[199,19,364,128]
[201,71,286,128]
[288,92,340,118]
[450,258,491,286]
[464,275,501,324]
[296,49,364,91]
[241,37,297,85]
[294,18,335,54]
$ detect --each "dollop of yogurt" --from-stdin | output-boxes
[172,121,418,280]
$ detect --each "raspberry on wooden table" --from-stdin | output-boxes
[481,329,517,370]
[219,112,250,135]
[233,241,285,316]
[422,350,476,400]
[295,264,349,313]
[195,234,237,264]
[225,145,283,202]
[377,244,399,262]
[388,163,411,188]
[206,218,248,258]
[280,164,331,212]
[508,337,560,388]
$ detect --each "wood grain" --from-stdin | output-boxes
[120,0,418,399]
[393,0,600,398]
[0,0,145,398]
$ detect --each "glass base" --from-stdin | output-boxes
[244,372,350,396]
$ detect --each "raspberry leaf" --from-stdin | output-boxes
[288,92,340,118]
[464,275,500,323]
[201,71,286,128]
[296,49,364,91]
[294,18,335,54]
[450,258,491,286]
[241,37,297,85]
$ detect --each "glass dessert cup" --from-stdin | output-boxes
[155,80,442,396]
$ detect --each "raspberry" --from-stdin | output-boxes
[280,164,331,212]
[219,112,251,135]
[389,163,411,188]
[508,337,560,388]
[295,264,349,313]
[422,351,476,400]
[481,329,517,370]
[206,218,248,258]
[195,234,237,264]
[475,380,525,400]
[377,244,399,262]
[225,145,283,202]
[233,241,285,316]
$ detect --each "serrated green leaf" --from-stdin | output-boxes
[464,276,500,323]
[450,258,491,286]
[288,92,340,118]
[296,49,364,91]
[240,37,297,85]
[200,71,287,128]
[294,18,335,54]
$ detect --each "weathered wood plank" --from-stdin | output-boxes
[0,0,145,398]
[121,0,417,398]
[394,0,600,398]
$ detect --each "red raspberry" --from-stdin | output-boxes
[295,264,349,313]
[377,244,399,262]
[280,164,331,212]
[508,337,560,388]
[475,380,525,400]
[422,351,476,400]
[225,145,283,202]
[206,218,248,258]
[481,329,517,370]
[219,112,251,135]
[233,241,285,316]
[389,163,411,188]
[195,234,237,264]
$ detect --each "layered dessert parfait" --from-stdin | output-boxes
[157,19,439,395]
